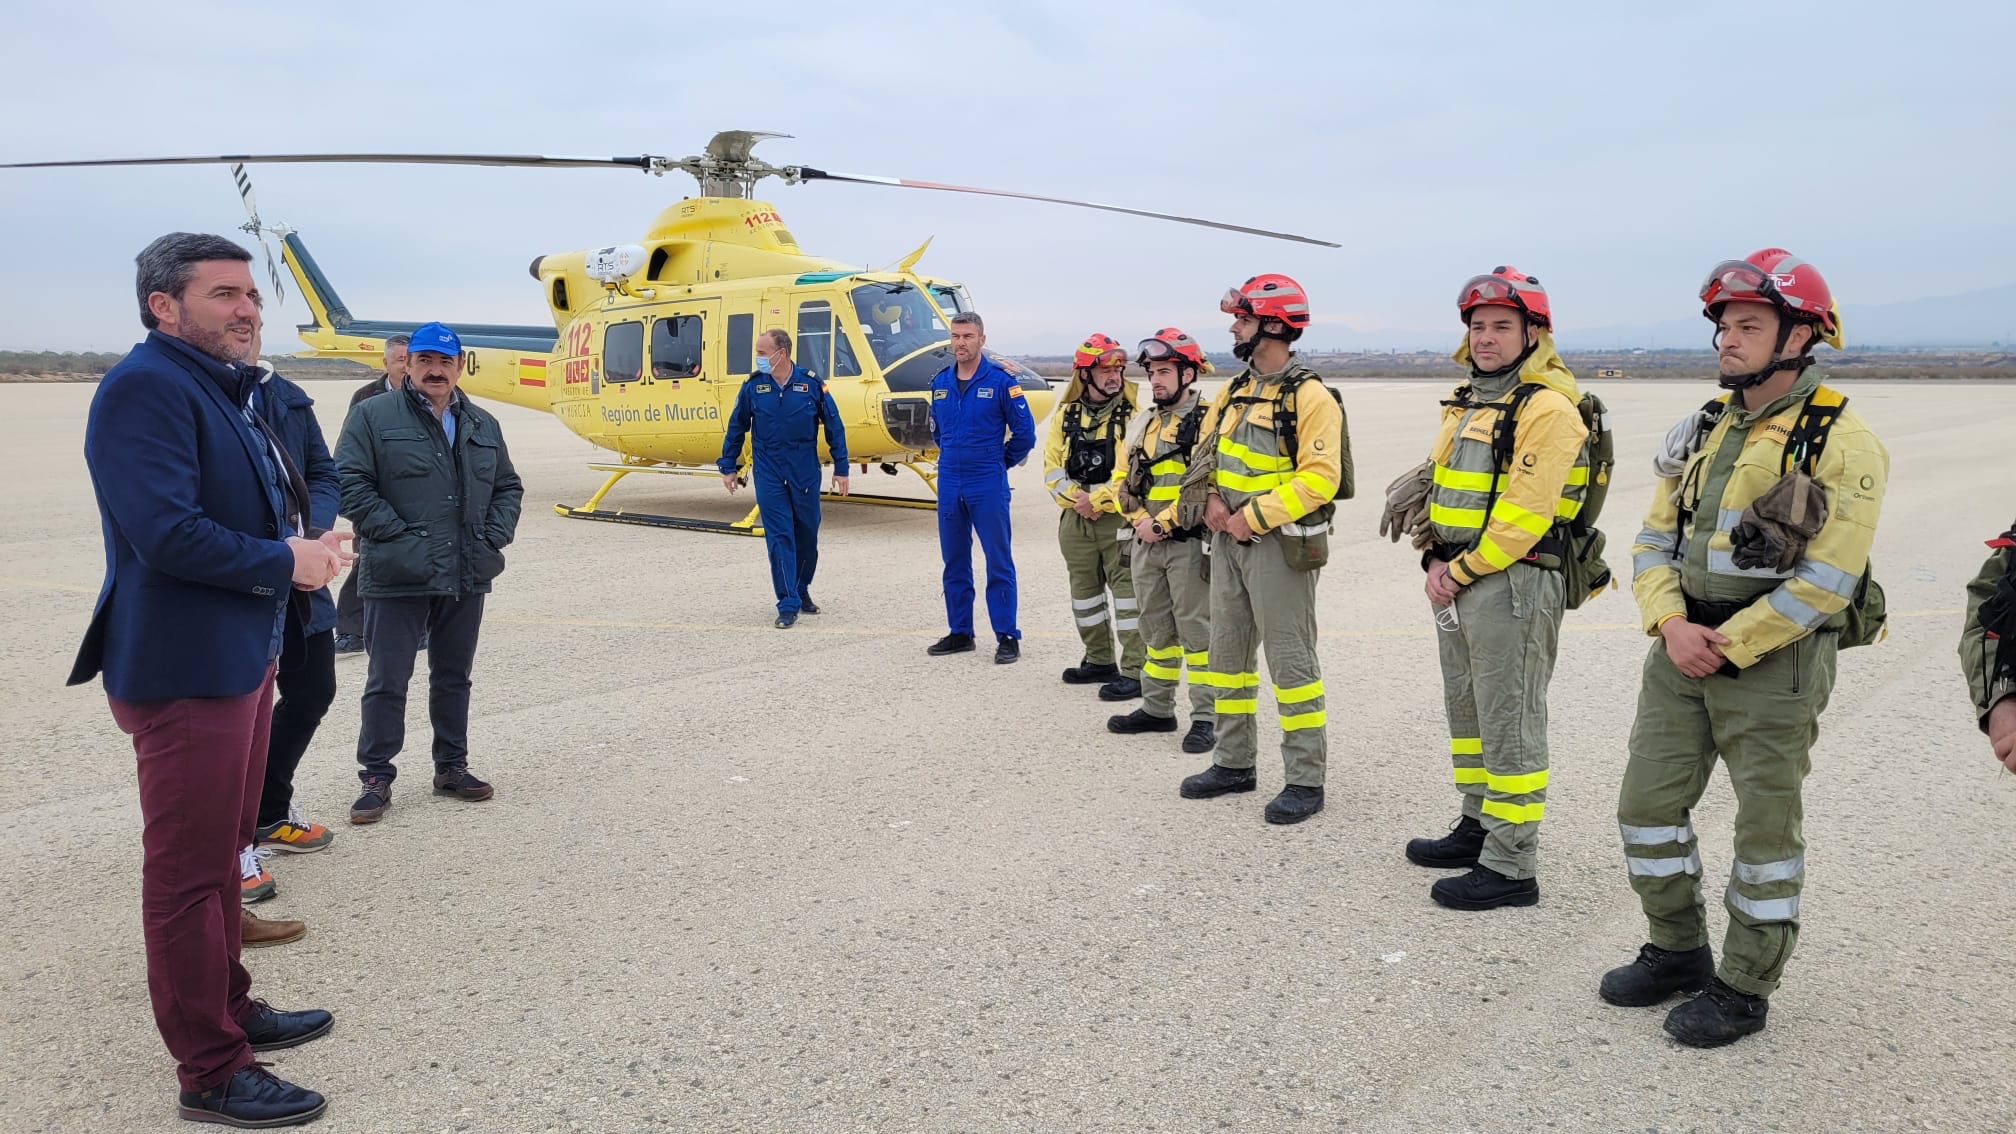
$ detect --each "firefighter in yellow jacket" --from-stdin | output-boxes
[1603,249,1887,1049]
[1400,267,1589,910]
[1110,328,1218,754]
[1179,275,1347,825]
[1043,334,1144,700]
[1960,520,2016,772]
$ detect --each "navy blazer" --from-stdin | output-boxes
[255,365,339,635]
[69,331,300,702]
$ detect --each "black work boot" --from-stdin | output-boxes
[927,633,975,656]
[1263,785,1324,825]
[1429,864,1539,910]
[994,635,1021,664]
[1405,814,1487,869]
[1097,676,1142,702]
[1663,976,1769,1048]
[1062,659,1119,684]
[1108,708,1178,734]
[1599,943,1715,1007]
[1181,720,1217,754]
[1179,763,1257,799]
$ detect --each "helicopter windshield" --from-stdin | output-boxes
[852,281,949,368]
[930,284,971,315]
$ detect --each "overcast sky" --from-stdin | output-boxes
[0,1,2008,354]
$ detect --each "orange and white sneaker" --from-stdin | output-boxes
[239,846,277,904]
[257,806,334,854]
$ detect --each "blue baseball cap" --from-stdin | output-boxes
[407,321,462,357]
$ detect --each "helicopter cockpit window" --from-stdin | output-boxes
[795,300,863,381]
[650,315,703,379]
[930,285,969,315]
[852,282,949,368]
[603,320,644,384]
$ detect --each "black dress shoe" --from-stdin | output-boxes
[1599,943,1715,1007]
[1061,660,1120,684]
[177,1063,327,1128]
[1179,763,1257,799]
[1263,784,1325,825]
[1107,708,1178,734]
[1180,720,1217,754]
[1097,676,1142,702]
[994,635,1021,664]
[799,593,820,614]
[1429,863,1539,909]
[928,633,976,656]
[1406,814,1487,869]
[238,1000,334,1052]
[1663,976,1768,1047]
[775,611,798,629]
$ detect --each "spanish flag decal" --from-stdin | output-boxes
[517,358,548,387]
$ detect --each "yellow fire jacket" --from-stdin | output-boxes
[1427,333,1590,586]
[1631,370,1888,669]
[1117,387,1211,531]
[1197,357,1344,535]
[1041,371,1139,513]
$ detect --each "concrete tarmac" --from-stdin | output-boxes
[0,377,2010,1133]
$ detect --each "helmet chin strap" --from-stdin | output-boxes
[1233,319,1297,363]
[1715,313,1815,391]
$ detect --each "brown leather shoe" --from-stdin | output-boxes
[242,909,306,948]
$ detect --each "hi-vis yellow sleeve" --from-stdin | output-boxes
[1244,380,1343,535]
[1631,472,1688,634]
[1717,415,1888,668]
[1041,410,1082,510]
[1447,390,1586,586]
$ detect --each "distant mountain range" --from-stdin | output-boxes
[1557,283,2016,352]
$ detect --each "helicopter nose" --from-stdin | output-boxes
[527,255,546,280]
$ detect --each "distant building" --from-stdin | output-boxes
[1594,367,1625,378]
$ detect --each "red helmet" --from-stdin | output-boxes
[1136,326,1212,372]
[1073,332,1127,370]
[1699,248,1843,349]
[1457,265,1551,329]
[1219,274,1311,330]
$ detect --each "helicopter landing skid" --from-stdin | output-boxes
[554,459,942,533]
[554,465,766,535]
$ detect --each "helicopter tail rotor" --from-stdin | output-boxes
[228,162,287,306]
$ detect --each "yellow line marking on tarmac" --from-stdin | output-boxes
[0,574,1963,639]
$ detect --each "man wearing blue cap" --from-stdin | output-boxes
[335,322,524,823]
[718,328,849,629]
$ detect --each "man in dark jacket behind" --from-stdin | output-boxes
[335,322,522,823]
[333,332,408,653]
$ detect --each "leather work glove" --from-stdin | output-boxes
[1116,446,1151,516]
[1380,458,1434,547]
[1729,471,1829,572]
[1653,410,1710,479]
[1175,442,1218,531]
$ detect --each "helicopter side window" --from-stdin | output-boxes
[796,301,834,381]
[651,315,703,379]
[726,313,754,375]
[603,320,644,384]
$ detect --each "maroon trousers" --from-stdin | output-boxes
[108,668,275,1092]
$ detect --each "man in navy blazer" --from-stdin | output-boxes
[68,232,348,1128]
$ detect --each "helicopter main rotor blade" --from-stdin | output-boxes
[794,167,1340,249]
[0,153,660,172]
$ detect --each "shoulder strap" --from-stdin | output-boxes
[1489,381,1548,471]
[1783,384,1848,475]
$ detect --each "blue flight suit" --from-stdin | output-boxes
[930,355,1037,639]
[719,364,849,617]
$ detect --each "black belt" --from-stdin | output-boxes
[1684,596,1747,628]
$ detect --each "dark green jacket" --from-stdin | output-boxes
[335,383,523,598]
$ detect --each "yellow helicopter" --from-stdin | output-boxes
[6,131,1337,534]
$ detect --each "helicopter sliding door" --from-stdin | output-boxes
[637,300,722,466]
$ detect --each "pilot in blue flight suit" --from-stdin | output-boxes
[719,328,849,629]
[927,311,1037,664]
